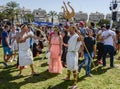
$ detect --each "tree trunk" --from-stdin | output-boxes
[51,17,54,23]
[11,17,14,25]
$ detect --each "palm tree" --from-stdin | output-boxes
[24,13,34,22]
[0,12,6,20]
[15,8,21,22]
[5,1,19,24]
[47,11,57,23]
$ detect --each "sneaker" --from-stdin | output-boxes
[70,85,77,89]
[98,60,103,65]
[110,66,115,69]
[13,58,17,61]
[86,74,93,77]
[2,62,8,67]
[10,59,13,62]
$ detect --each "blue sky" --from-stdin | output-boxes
[0,0,112,14]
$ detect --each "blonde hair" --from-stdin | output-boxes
[54,26,59,31]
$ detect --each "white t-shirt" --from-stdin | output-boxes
[102,29,116,46]
[98,30,103,35]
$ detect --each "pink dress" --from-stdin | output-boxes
[49,36,63,73]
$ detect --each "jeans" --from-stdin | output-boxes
[102,45,114,67]
[78,52,93,75]
[97,42,104,61]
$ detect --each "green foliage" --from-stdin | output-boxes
[0,12,6,20]
[97,19,110,26]
[24,13,34,22]
[6,1,19,9]
[47,11,57,23]
[3,1,19,24]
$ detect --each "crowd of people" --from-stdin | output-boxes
[0,21,120,89]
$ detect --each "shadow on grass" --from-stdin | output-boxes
[0,68,59,89]
[34,56,47,61]
[91,66,111,75]
[51,75,87,89]
[34,57,42,61]
[0,65,26,89]
[0,45,2,48]
[41,62,48,67]
[78,75,87,82]
[78,59,111,76]
[15,70,58,89]
[49,80,73,89]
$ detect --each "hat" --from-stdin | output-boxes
[79,21,85,27]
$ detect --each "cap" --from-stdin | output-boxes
[79,21,85,27]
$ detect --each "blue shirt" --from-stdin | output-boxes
[80,28,86,36]
[2,31,9,47]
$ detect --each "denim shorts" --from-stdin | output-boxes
[3,47,13,55]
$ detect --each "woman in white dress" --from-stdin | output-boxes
[16,24,37,76]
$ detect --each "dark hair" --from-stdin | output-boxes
[91,22,95,27]
[36,30,41,37]
[106,24,110,29]
[115,30,120,34]
[4,25,9,29]
[101,25,106,28]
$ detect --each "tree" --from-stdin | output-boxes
[0,12,6,20]
[5,1,19,24]
[24,13,34,22]
[97,19,117,28]
[97,19,110,27]
[47,11,57,23]
[15,8,21,22]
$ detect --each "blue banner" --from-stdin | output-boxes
[33,21,53,26]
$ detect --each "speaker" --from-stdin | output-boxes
[112,12,117,21]
[113,3,118,9]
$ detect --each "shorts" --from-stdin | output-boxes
[3,47,13,55]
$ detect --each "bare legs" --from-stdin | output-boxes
[19,64,35,75]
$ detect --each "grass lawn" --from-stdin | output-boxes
[0,46,120,89]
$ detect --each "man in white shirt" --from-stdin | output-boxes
[102,24,116,68]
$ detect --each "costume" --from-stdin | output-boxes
[66,34,82,71]
[19,33,33,66]
[66,33,82,85]
[49,35,63,73]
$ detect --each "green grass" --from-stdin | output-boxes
[0,46,120,89]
